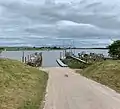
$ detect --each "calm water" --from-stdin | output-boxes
[1,49,109,67]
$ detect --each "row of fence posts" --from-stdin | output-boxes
[21,51,31,63]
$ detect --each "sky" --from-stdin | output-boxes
[0,0,120,47]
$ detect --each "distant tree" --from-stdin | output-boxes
[108,40,120,59]
[0,48,4,56]
[53,46,57,49]
[0,48,4,50]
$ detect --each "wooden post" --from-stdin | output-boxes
[60,52,62,59]
[27,55,29,62]
[22,57,24,63]
[30,54,32,59]
[22,51,25,62]
[25,57,27,63]
[65,49,66,57]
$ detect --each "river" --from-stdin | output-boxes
[1,49,109,67]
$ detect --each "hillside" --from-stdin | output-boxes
[77,60,120,93]
[0,58,48,109]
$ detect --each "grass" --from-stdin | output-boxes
[0,58,48,109]
[77,60,120,93]
[62,57,90,69]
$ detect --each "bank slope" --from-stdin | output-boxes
[78,60,120,93]
[0,58,48,109]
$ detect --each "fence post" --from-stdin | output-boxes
[60,52,62,59]
[27,55,29,62]
[25,57,27,63]
[22,51,25,63]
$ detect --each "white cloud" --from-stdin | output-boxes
[0,0,120,47]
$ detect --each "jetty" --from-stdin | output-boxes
[22,52,43,67]
[56,59,68,67]
[70,55,88,64]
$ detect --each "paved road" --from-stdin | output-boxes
[42,67,120,109]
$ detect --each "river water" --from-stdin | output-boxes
[1,49,109,67]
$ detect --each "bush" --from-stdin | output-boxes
[108,40,120,59]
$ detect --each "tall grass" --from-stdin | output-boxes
[0,59,48,109]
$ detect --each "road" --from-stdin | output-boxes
[42,67,120,109]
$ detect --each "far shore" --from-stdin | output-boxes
[0,47,108,51]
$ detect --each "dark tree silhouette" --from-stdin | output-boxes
[108,40,120,59]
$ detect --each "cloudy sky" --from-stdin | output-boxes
[0,0,120,47]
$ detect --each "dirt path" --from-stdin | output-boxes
[42,67,120,109]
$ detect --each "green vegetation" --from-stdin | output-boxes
[0,48,4,54]
[63,51,106,69]
[0,46,108,51]
[77,60,120,93]
[78,52,105,64]
[0,46,63,51]
[62,57,90,69]
[0,59,48,109]
[108,40,120,59]
[75,48,108,49]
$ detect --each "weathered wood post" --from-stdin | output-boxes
[39,52,42,66]
[27,55,29,62]
[0,50,2,57]
[29,54,32,62]
[22,51,25,62]
[62,49,64,59]
[25,57,27,63]
[60,52,62,59]
[65,49,67,58]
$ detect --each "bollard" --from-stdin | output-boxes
[60,52,62,59]
[22,56,24,63]
[25,57,27,63]
[27,55,29,62]
[22,51,25,63]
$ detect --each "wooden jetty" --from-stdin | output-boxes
[70,56,88,64]
[22,52,42,67]
[64,51,88,64]
[56,59,68,67]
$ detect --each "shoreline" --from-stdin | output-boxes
[0,47,108,51]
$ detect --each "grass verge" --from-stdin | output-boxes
[0,58,48,109]
[77,60,120,93]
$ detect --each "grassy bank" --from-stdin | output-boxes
[0,59,48,109]
[62,57,90,69]
[77,60,120,93]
